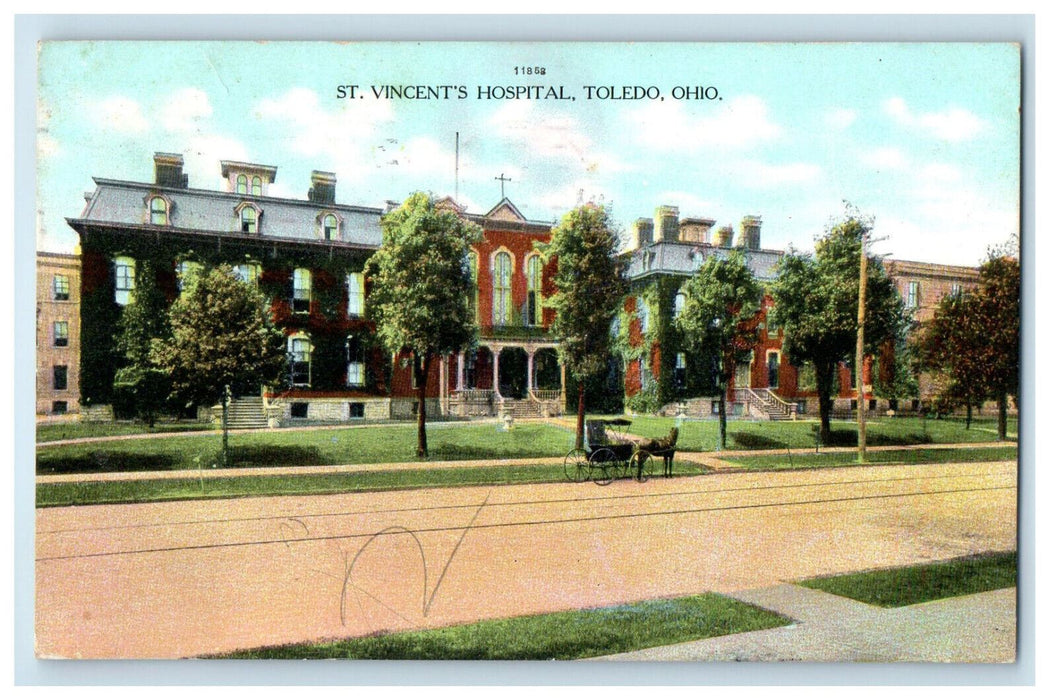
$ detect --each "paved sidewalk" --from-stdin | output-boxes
[594,585,1017,663]
[36,441,1012,484]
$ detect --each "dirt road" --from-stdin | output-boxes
[35,460,1017,658]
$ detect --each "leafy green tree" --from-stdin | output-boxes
[921,251,1019,439]
[974,253,1019,440]
[111,260,172,427]
[364,192,482,458]
[540,204,628,449]
[770,215,907,444]
[915,291,989,428]
[675,250,763,449]
[152,264,288,466]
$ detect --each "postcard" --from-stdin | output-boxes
[32,39,1021,668]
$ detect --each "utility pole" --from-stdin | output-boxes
[856,229,869,463]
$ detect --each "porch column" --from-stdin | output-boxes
[491,345,501,397]
[560,360,566,396]
[440,353,448,416]
[456,352,465,391]
[527,349,536,393]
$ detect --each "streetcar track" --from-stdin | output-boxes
[36,484,1015,562]
[36,462,1012,536]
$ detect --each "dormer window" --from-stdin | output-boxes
[235,202,262,234]
[236,174,248,194]
[149,196,169,225]
[251,176,262,196]
[321,213,339,241]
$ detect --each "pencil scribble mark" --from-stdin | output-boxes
[339,491,491,626]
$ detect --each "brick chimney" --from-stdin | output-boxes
[308,171,337,205]
[153,152,188,188]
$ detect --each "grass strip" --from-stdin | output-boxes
[217,593,791,660]
[36,460,706,507]
[723,446,1017,470]
[799,551,1017,607]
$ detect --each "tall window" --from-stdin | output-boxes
[52,274,69,301]
[346,336,365,387]
[906,281,920,308]
[251,176,262,196]
[347,272,364,317]
[114,256,135,306]
[149,196,168,225]
[323,214,338,241]
[289,335,311,386]
[526,255,543,326]
[637,297,651,335]
[292,268,312,313]
[467,251,479,324]
[233,262,261,288]
[767,351,780,388]
[176,261,203,292]
[674,352,687,390]
[673,292,686,318]
[53,321,69,347]
[236,174,248,194]
[951,283,962,296]
[53,365,68,391]
[240,207,258,233]
[493,252,512,326]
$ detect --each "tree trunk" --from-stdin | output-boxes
[965,402,972,430]
[997,392,1007,441]
[718,357,731,451]
[575,381,586,450]
[816,361,834,445]
[416,353,431,458]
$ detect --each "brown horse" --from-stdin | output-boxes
[640,427,679,477]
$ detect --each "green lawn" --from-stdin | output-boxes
[36,459,706,507]
[799,551,1017,607]
[723,445,1018,471]
[619,415,1017,452]
[217,593,791,660]
[36,422,579,475]
[37,421,213,443]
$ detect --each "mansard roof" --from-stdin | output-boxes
[68,177,383,247]
[626,240,785,282]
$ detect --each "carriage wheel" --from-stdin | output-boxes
[633,450,654,482]
[564,448,589,482]
[590,448,617,485]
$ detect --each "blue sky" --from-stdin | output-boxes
[37,41,1020,266]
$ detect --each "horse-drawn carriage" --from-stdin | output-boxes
[563,418,678,485]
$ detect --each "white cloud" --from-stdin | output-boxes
[161,88,213,133]
[488,101,630,174]
[732,159,821,188]
[824,108,858,131]
[883,97,985,142]
[534,178,612,217]
[861,147,909,170]
[92,96,149,134]
[183,134,251,190]
[254,87,395,183]
[628,95,783,152]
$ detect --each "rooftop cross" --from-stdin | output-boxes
[495,173,512,199]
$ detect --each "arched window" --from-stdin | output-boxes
[176,260,203,292]
[236,174,248,194]
[673,292,686,318]
[467,251,479,324]
[149,196,168,225]
[292,268,312,313]
[251,176,262,196]
[289,334,312,386]
[526,255,542,326]
[322,214,338,241]
[114,256,135,306]
[233,262,261,288]
[240,207,258,233]
[493,252,512,326]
